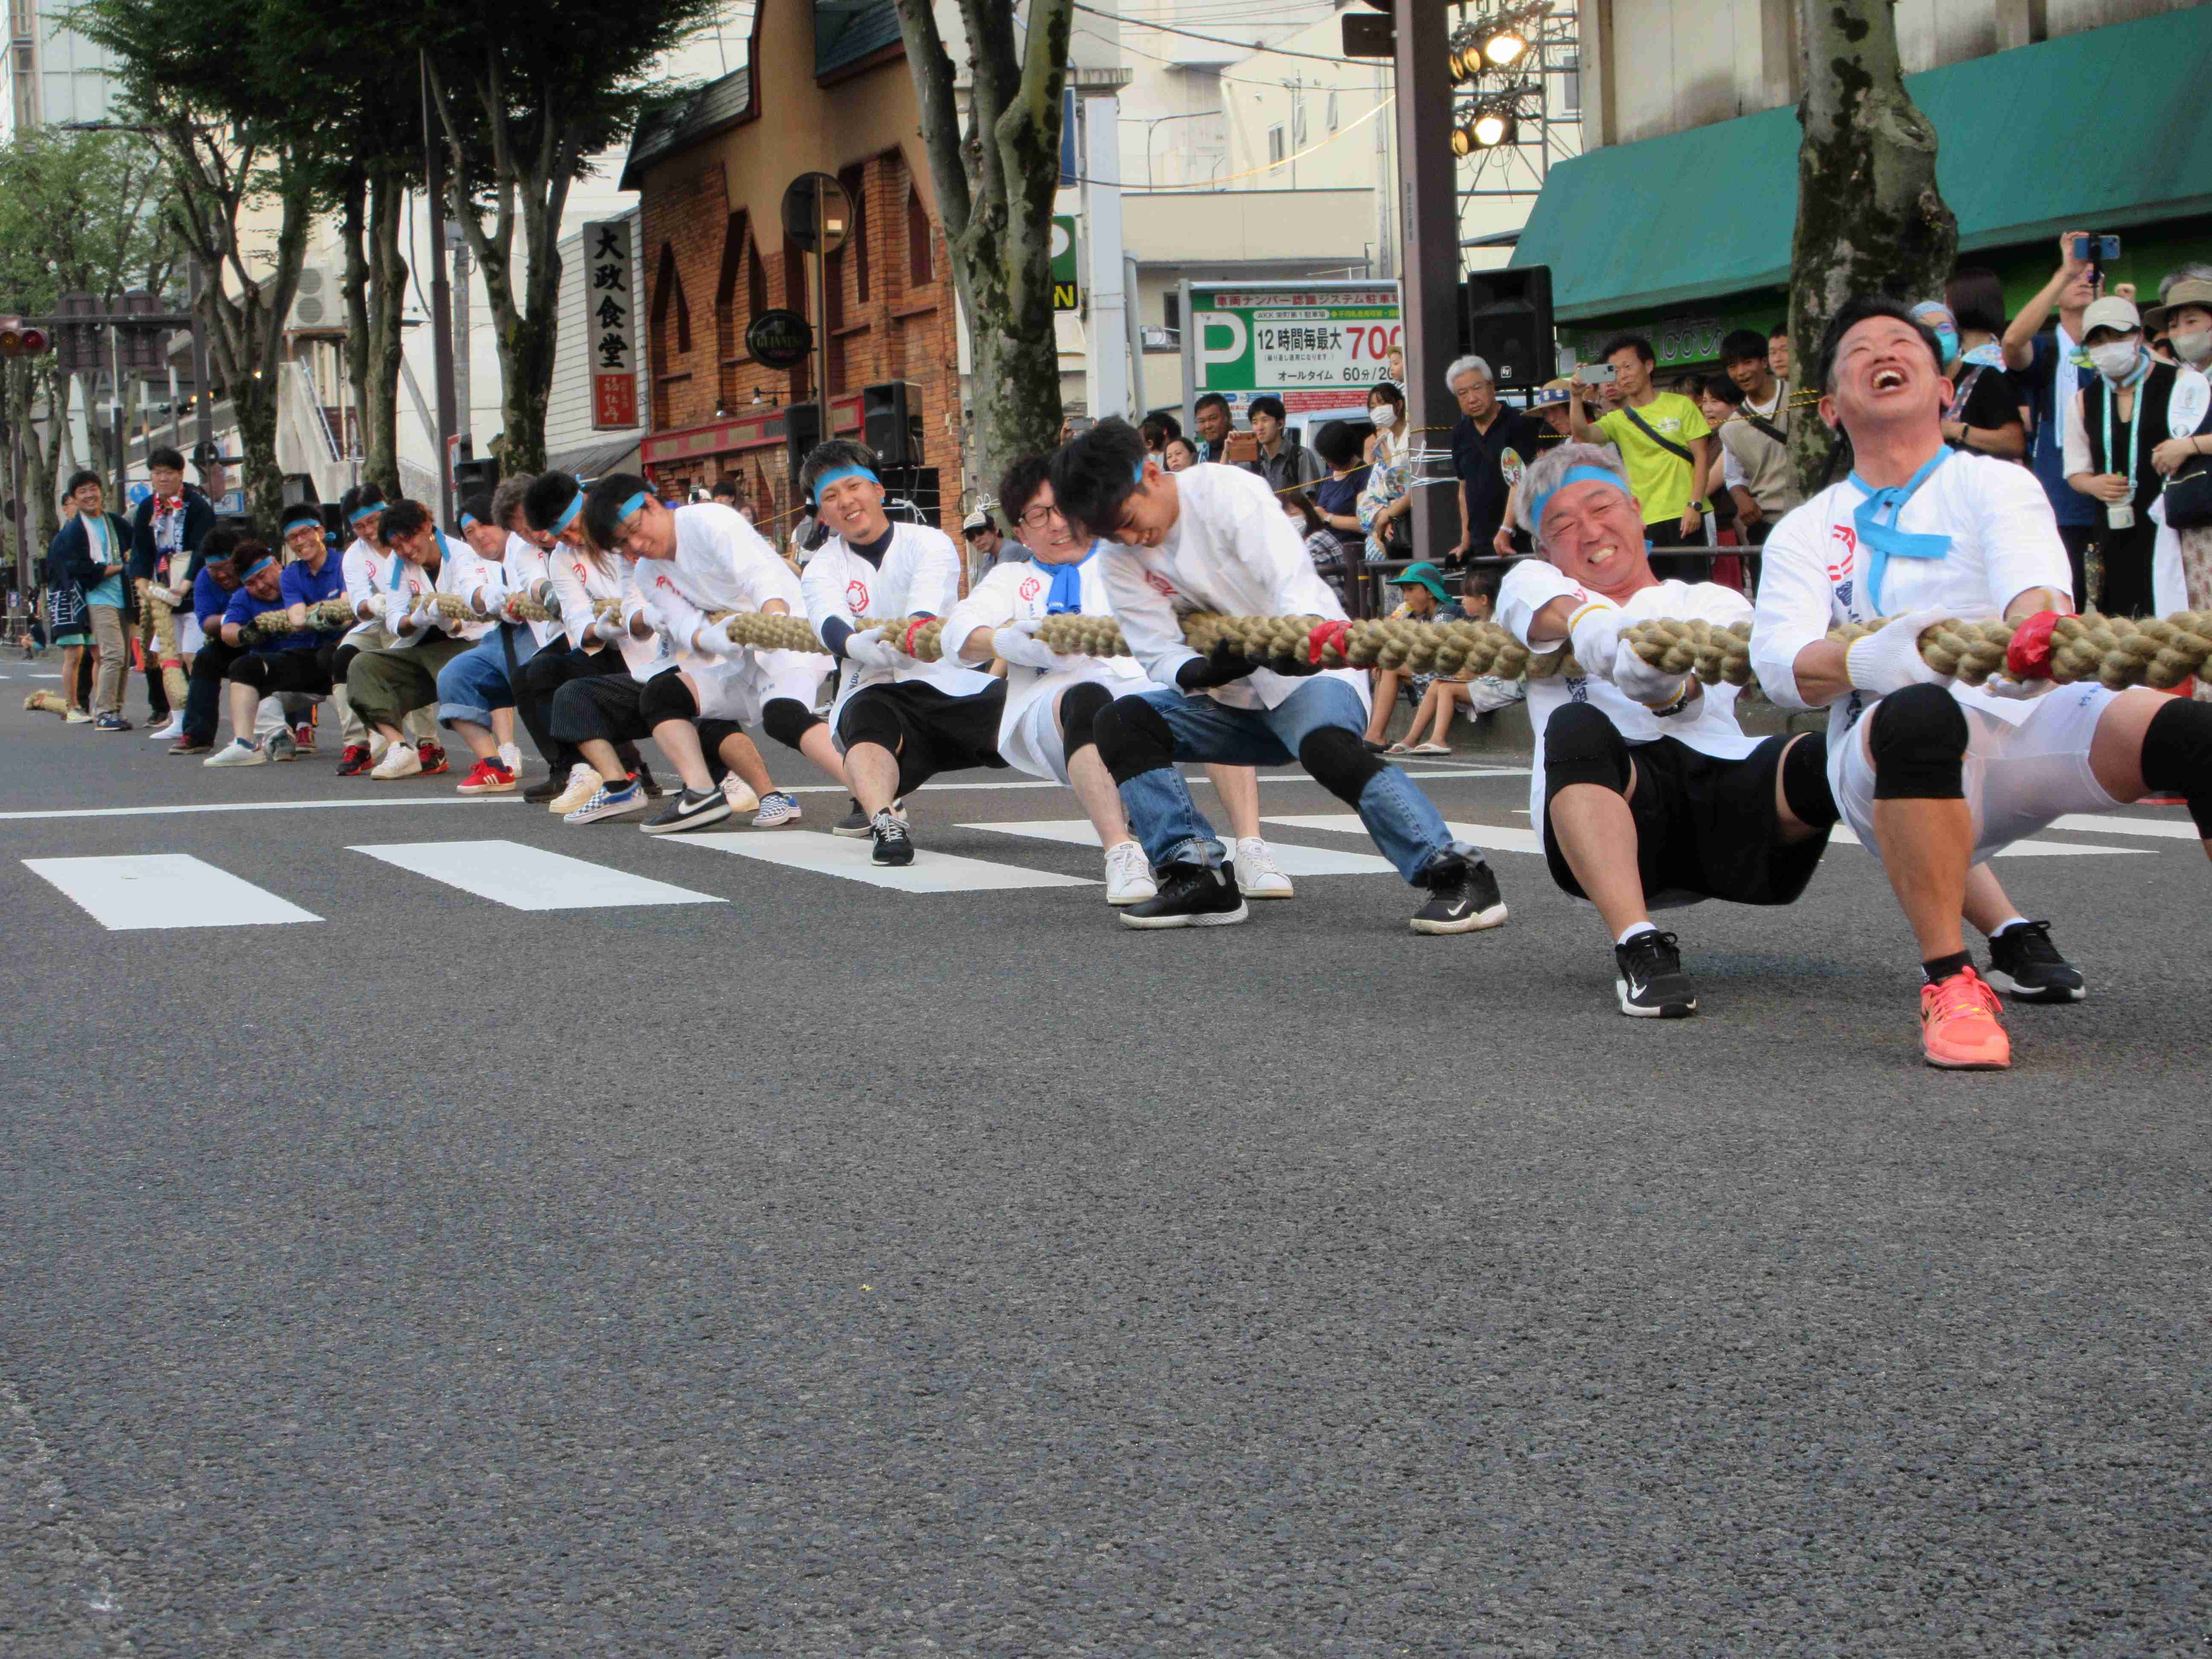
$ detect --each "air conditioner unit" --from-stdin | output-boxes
[1141,325,1176,349]
[286,262,341,332]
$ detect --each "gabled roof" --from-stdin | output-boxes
[619,67,752,191]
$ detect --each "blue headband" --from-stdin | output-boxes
[458,511,480,530]
[1528,466,1633,538]
[348,503,379,525]
[551,494,583,533]
[812,465,880,493]
[240,555,276,579]
[616,490,650,524]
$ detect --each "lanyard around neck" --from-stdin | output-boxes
[2102,359,2151,499]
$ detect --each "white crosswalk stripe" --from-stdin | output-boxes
[2043,812,2202,841]
[665,827,1097,893]
[965,818,1400,877]
[349,839,725,910]
[1267,814,2150,859]
[23,853,321,930]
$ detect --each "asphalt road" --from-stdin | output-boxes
[3,665,2208,1655]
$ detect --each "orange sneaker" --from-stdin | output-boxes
[1920,966,2011,1070]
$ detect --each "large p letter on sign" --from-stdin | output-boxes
[1193,311,1247,389]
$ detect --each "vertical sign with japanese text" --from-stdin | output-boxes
[585,218,637,430]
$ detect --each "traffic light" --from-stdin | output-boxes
[0,317,51,356]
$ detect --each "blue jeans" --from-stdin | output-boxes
[437,627,538,730]
[1116,677,1468,883]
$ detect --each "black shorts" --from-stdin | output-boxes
[836,680,1009,797]
[1542,730,1831,908]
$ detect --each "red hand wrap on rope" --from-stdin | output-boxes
[902,617,932,657]
[2006,610,2065,681]
[1308,618,1350,667]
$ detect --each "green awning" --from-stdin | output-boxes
[1513,7,2212,323]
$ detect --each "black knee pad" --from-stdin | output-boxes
[638,669,699,726]
[1543,700,1631,794]
[329,644,359,685]
[228,654,273,693]
[1780,731,1839,828]
[1058,680,1114,757]
[696,719,744,783]
[2141,696,2212,836]
[837,689,905,755]
[1868,683,1968,800]
[1298,724,1386,806]
[761,696,822,752]
[1096,694,1176,785]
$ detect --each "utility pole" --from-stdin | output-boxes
[452,235,472,464]
[419,51,458,525]
[1393,0,1461,563]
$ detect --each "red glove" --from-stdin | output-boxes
[2006,610,2064,681]
[902,617,933,657]
[1307,618,1350,667]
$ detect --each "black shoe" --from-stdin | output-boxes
[1984,919,2085,1003]
[1409,854,1508,934]
[833,796,870,836]
[522,774,565,805]
[870,808,914,865]
[640,786,733,835]
[1614,929,1697,1018]
[1120,860,1248,929]
[635,761,664,798]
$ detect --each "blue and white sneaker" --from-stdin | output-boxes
[751,790,802,828]
[93,712,133,733]
[563,774,650,825]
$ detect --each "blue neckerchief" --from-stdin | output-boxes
[1961,341,2006,369]
[1040,542,1099,614]
[1849,446,1954,612]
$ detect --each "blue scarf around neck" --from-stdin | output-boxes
[1849,446,1953,612]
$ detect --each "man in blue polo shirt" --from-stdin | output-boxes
[204,535,338,768]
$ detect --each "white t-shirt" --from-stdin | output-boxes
[547,543,666,678]
[1751,449,2074,767]
[339,535,407,644]
[500,531,562,649]
[1097,461,1363,713]
[942,547,1148,777]
[386,533,497,648]
[800,520,994,727]
[1496,561,1764,827]
[623,503,827,684]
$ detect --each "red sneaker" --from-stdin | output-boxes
[335,744,373,776]
[1921,966,2011,1070]
[456,757,516,795]
[292,719,317,754]
[416,741,450,777]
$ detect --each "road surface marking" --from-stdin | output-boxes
[349,838,724,911]
[1264,814,1548,856]
[668,828,1095,893]
[969,818,1398,876]
[22,853,320,930]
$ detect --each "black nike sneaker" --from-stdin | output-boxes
[639,786,733,835]
[870,808,915,866]
[1119,860,1247,929]
[1409,853,1508,934]
[1614,929,1697,1018]
[1983,919,2086,1003]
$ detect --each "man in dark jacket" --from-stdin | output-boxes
[128,446,217,736]
[51,470,137,730]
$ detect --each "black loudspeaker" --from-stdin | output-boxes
[862,380,920,466]
[877,464,940,527]
[280,474,320,509]
[785,402,824,483]
[453,457,499,495]
[1462,265,1554,390]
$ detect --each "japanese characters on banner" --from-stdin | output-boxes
[1179,280,1402,428]
[585,219,638,430]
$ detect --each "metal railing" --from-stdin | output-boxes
[1352,547,1764,617]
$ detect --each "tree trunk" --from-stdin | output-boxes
[892,0,1071,503]
[1787,0,1956,495]
[340,170,373,483]
[362,166,408,490]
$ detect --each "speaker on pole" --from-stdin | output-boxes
[862,381,919,466]
[1461,265,1554,390]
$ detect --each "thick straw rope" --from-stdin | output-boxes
[679,604,2212,694]
[134,580,190,712]
[24,690,69,715]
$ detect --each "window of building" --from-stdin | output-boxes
[1162,291,1180,335]
[1326,90,1339,132]
[1267,126,1285,164]
[1560,52,1581,114]
[906,184,932,288]
[653,244,691,358]
[841,163,869,305]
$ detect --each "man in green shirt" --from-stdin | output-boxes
[1570,332,1712,565]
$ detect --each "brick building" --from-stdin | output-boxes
[621,0,958,536]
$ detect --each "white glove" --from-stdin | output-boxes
[1844,606,1957,696]
[1608,638,1697,710]
[589,614,626,643]
[1565,597,1628,670]
[363,593,388,619]
[843,626,901,670]
[694,623,745,658]
[1976,671,2044,700]
[991,621,1073,672]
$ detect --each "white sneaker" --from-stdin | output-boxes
[497,742,523,775]
[720,772,761,814]
[1234,836,1294,899]
[202,738,266,768]
[369,732,390,763]
[370,742,422,780]
[1103,839,1158,906]
[751,790,802,828]
[64,708,93,725]
[147,715,183,741]
[267,728,298,763]
[548,762,602,815]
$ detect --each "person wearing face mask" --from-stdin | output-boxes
[1363,381,1404,467]
[1357,381,1413,562]
[1911,298,2025,463]
[2063,296,2210,618]
[2142,272,2212,650]
[2004,233,2108,606]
